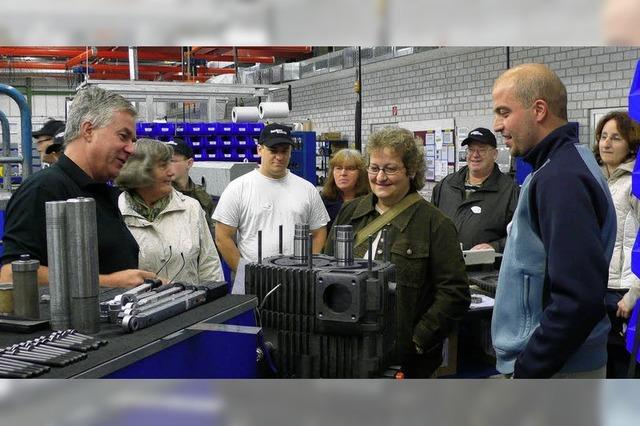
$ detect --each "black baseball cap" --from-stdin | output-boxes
[259,123,293,147]
[32,119,65,139]
[166,138,194,159]
[461,127,497,148]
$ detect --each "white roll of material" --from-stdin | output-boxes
[258,102,290,119]
[232,106,261,123]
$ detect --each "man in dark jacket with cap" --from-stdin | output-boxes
[32,119,65,166]
[167,138,216,238]
[431,127,519,252]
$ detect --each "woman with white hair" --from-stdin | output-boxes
[116,138,223,284]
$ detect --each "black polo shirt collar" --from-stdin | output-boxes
[56,154,105,189]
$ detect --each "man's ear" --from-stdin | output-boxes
[186,158,194,169]
[532,99,549,124]
[79,120,94,142]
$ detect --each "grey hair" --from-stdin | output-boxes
[64,86,137,145]
[115,138,173,189]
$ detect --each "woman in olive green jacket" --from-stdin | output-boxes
[325,128,470,378]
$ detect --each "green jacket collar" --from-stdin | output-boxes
[350,192,421,233]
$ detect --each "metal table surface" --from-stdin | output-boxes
[0,291,257,378]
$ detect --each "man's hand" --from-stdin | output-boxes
[617,299,632,319]
[100,269,157,288]
[470,243,494,251]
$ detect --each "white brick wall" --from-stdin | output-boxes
[274,46,640,151]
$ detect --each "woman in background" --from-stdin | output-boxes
[593,110,640,377]
[320,148,369,231]
[116,138,223,284]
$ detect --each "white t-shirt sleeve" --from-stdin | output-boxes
[308,185,330,230]
[212,179,241,228]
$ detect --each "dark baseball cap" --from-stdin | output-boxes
[259,123,293,148]
[166,138,194,159]
[461,127,497,148]
[32,119,65,139]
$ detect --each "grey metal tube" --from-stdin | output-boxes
[334,225,354,266]
[0,110,12,190]
[0,84,33,180]
[66,197,99,333]
[11,254,40,319]
[128,47,139,80]
[293,223,310,261]
[46,201,70,330]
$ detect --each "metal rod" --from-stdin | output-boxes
[367,234,373,274]
[46,201,71,330]
[279,225,283,254]
[258,230,262,264]
[66,197,100,334]
[12,254,40,319]
[307,232,313,270]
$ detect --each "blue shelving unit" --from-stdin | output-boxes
[136,122,318,185]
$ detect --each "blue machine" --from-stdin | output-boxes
[627,60,640,365]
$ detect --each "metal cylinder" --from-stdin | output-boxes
[12,254,40,319]
[293,223,310,261]
[334,225,354,266]
[0,283,14,314]
[46,201,71,330]
[65,197,100,334]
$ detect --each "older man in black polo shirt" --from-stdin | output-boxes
[0,86,155,288]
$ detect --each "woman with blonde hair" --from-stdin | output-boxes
[116,138,223,284]
[320,148,369,231]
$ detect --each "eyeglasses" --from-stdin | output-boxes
[367,165,404,175]
[466,147,492,155]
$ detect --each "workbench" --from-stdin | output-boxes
[0,290,259,378]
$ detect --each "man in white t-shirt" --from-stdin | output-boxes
[213,123,330,293]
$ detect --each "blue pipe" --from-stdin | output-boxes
[0,110,12,190]
[0,83,33,180]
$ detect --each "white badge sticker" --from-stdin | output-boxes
[471,206,482,214]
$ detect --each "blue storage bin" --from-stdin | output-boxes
[236,135,251,146]
[193,148,205,161]
[156,135,172,142]
[204,122,219,134]
[136,122,155,136]
[249,123,265,135]
[204,135,218,147]
[217,135,236,147]
[175,123,185,136]
[185,135,204,148]
[218,122,234,135]
[220,147,233,160]
[203,147,219,160]
[155,122,175,135]
[184,122,206,135]
[235,123,250,134]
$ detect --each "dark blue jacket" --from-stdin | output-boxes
[491,123,615,378]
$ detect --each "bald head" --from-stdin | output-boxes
[494,64,568,121]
